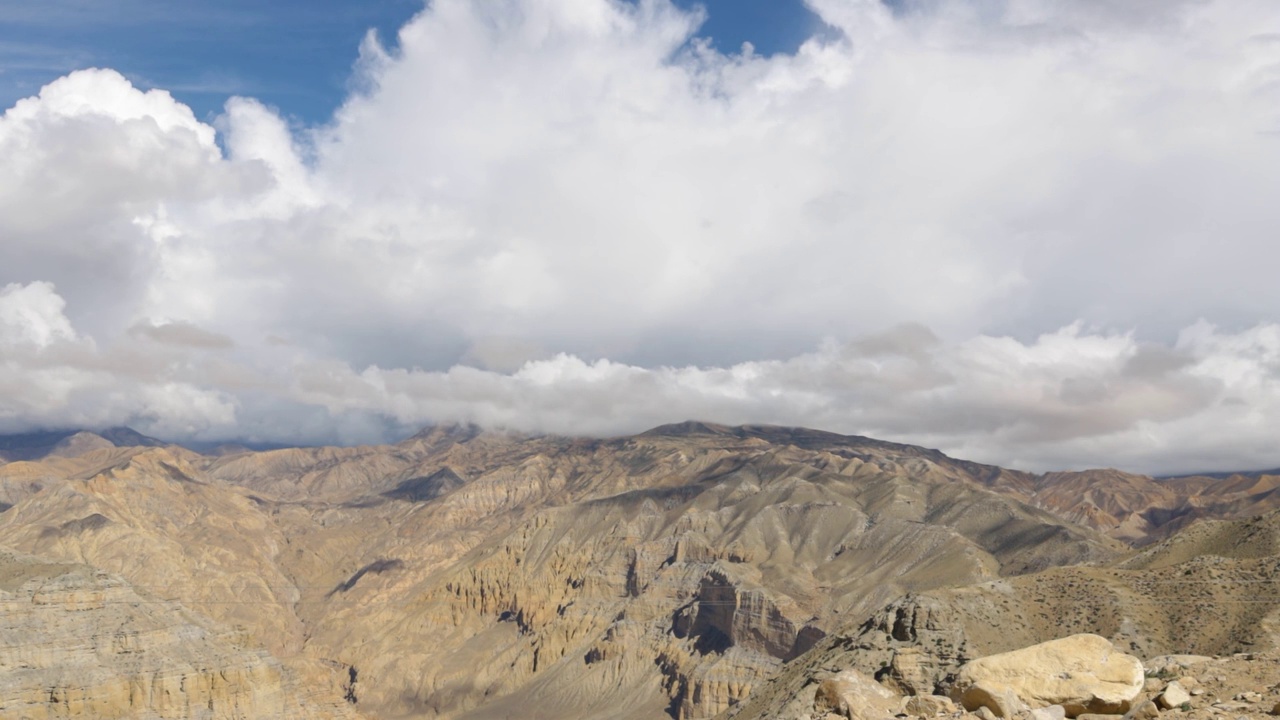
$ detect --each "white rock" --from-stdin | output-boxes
[815,668,902,720]
[1156,681,1190,710]
[1030,705,1067,720]
[951,635,1144,718]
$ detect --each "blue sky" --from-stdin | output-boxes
[0,0,826,125]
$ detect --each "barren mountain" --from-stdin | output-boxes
[0,422,1121,719]
[0,422,1277,719]
[985,468,1280,546]
[0,427,165,463]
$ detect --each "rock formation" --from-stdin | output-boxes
[0,548,361,719]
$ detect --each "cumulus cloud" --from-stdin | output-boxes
[2,0,1280,472]
[0,282,237,438]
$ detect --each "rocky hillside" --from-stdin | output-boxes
[0,422,1277,719]
[723,510,1280,720]
[1018,469,1280,545]
[0,548,362,719]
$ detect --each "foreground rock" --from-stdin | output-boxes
[950,635,1143,718]
[814,668,901,720]
[1155,680,1191,710]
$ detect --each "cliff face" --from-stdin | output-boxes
[0,548,362,720]
[232,426,1118,720]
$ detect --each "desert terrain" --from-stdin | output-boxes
[3,423,1280,720]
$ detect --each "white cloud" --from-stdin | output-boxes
[2,0,1280,472]
[0,282,237,437]
[253,320,1280,474]
[0,281,77,349]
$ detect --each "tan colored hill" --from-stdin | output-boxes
[0,448,309,658]
[0,445,156,508]
[1028,469,1181,542]
[988,468,1280,546]
[0,547,362,719]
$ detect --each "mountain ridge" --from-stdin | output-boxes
[2,422,1280,719]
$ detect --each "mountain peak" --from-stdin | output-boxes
[403,422,485,445]
[638,420,736,438]
[97,427,166,448]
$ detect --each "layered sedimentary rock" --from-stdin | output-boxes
[0,548,361,719]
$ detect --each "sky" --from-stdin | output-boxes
[2,0,1280,474]
[0,0,824,125]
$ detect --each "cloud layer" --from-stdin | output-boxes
[3,0,1280,473]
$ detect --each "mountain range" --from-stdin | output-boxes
[2,422,1279,719]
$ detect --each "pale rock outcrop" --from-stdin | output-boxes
[883,647,939,696]
[951,634,1144,718]
[957,683,1029,719]
[1155,681,1190,710]
[1029,705,1067,720]
[814,668,902,720]
[903,694,958,716]
[1122,699,1160,720]
[1143,656,1213,674]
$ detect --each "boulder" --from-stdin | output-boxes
[904,695,957,716]
[951,634,1144,718]
[1123,700,1160,720]
[1155,681,1190,710]
[884,647,939,696]
[1030,705,1067,720]
[957,683,1029,719]
[816,668,903,720]
[1176,676,1200,695]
